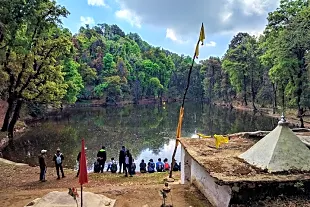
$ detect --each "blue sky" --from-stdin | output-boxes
[57,0,280,59]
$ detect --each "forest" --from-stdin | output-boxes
[0,0,309,138]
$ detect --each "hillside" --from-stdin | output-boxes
[73,23,195,104]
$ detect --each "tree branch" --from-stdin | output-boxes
[18,45,58,96]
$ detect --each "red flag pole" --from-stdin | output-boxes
[81,185,83,207]
[79,138,88,207]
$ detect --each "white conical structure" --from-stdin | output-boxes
[239,114,310,172]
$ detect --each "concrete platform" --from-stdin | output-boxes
[179,137,310,207]
[25,191,116,207]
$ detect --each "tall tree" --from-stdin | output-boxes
[0,0,71,137]
[223,33,251,106]
[264,0,310,127]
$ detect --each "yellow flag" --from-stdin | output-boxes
[195,23,205,58]
[199,23,205,45]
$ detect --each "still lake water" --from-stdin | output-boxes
[3,102,278,171]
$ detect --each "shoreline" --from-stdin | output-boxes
[214,101,310,128]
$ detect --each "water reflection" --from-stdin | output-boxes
[2,102,277,170]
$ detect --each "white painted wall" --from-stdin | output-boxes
[181,146,191,184]
[181,146,232,207]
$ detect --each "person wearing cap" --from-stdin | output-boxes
[38,150,47,182]
[53,148,65,179]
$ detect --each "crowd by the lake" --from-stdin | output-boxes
[38,145,181,182]
[94,146,181,177]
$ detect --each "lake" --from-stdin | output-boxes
[2,102,278,171]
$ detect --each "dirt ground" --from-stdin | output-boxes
[0,162,211,207]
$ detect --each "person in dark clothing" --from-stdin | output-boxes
[131,159,136,175]
[124,150,133,177]
[107,157,117,172]
[139,159,147,173]
[173,160,180,171]
[76,152,81,177]
[53,148,65,179]
[118,146,126,173]
[38,150,47,182]
[147,159,155,173]
[97,146,107,173]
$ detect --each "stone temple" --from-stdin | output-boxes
[239,114,310,172]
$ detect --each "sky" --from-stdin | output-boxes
[57,0,280,59]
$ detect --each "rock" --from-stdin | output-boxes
[25,198,41,206]
[25,191,116,207]
[165,177,175,182]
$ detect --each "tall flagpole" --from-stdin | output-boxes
[81,185,83,207]
[79,139,88,207]
[169,23,204,178]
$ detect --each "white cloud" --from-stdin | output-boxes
[222,12,233,22]
[115,0,280,40]
[80,16,95,26]
[205,41,217,47]
[165,28,185,43]
[87,0,107,7]
[115,9,142,28]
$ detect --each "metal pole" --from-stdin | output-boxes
[80,185,83,207]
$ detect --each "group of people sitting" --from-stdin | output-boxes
[139,158,181,173]
[92,146,181,177]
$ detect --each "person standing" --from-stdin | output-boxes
[76,151,81,177]
[118,146,126,173]
[38,149,47,182]
[124,150,133,177]
[97,146,107,173]
[53,148,65,179]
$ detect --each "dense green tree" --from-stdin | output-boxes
[148,77,163,98]
[223,33,251,106]
[0,0,72,138]
[263,0,310,126]
[2,0,310,133]
[63,58,84,103]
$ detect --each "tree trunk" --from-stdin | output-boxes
[297,95,304,128]
[243,74,247,106]
[8,99,23,139]
[250,69,257,111]
[296,58,304,128]
[272,83,277,114]
[281,84,285,110]
[209,65,214,104]
[1,98,15,132]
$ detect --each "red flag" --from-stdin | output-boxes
[79,139,88,185]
